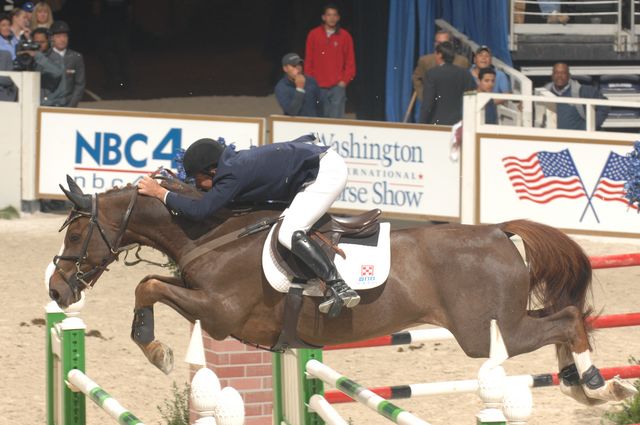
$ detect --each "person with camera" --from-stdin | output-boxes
[48,20,84,107]
[16,26,66,105]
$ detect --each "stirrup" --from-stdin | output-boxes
[318,283,360,317]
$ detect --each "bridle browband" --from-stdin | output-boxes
[53,190,138,300]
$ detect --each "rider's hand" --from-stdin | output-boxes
[137,175,168,202]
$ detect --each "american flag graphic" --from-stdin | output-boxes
[502,149,587,204]
[589,152,635,208]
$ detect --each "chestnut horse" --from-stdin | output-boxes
[48,177,636,406]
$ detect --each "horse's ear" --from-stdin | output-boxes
[60,184,91,211]
[66,175,84,195]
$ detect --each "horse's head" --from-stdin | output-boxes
[49,176,137,308]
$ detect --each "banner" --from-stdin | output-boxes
[479,135,640,235]
[271,116,460,220]
[37,108,264,198]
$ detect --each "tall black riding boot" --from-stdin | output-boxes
[290,230,360,317]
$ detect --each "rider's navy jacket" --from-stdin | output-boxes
[165,135,329,221]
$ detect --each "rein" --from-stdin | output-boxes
[53,190,138,299]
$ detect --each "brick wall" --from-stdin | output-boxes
[199,333,274,425]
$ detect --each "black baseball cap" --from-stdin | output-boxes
[50,20,70,35]
[282,52,303,66]
[476,45,491,54]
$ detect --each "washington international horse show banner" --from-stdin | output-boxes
[37,108,264,198]
[270,116,460,221]
[479,135,640,236]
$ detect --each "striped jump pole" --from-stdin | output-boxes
[325,312,640,351]
[590,252,640,269]
[67,369,144,425]
[324,365,640,404]
[306,359,431,425]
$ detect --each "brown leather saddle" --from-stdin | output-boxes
[271,208,381,352]
[271,208,381,282]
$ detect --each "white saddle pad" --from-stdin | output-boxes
[262,222,391,297]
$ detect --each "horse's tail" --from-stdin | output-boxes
[499,219,593,323]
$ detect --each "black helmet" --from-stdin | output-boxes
[50,20,70,35]
[183,138,225,177]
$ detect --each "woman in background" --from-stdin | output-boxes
[31,2,53,30]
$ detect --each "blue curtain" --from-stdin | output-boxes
[385,0,512,122]
[385,0,417,123]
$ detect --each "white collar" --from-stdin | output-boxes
[53,47,67,56]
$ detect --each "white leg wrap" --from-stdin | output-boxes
[572,351,593,376]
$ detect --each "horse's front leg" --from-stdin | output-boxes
[132,274,186,374]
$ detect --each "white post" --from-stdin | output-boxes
[460,92,478,224]
[20,71,40,210]
[476,320,509,424]
[308,395,348,425]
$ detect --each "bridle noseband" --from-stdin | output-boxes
[53,190,138,299]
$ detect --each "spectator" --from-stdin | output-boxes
[469,46,510,95]
[0,49,17,101]
[31,1,52,29]
[419,41,476,125]
[477,67,498,124]
[544,62,610,130]
[0,13,17,59]
[21,1,33,23]
[304,3,355,118]
[27,26,67,105]
[49,20,84,107]
[275,52,320,117]
[412,29,469,101]
[10,6,30,41]
[537,0,569,23]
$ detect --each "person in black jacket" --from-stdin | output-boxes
[419,41,476,125]
[137,135,360,317]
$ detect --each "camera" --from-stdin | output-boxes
[16,40,40,52]
[13,40,41,71]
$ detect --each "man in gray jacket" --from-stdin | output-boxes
[50,20,84,107]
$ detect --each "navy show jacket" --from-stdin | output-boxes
[165,135,329,221]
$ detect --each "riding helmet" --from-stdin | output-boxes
[183,138,225,177]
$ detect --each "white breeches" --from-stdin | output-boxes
[278,149,347,250]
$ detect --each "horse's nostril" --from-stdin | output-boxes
[49,289,59,301]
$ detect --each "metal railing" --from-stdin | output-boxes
[510,0,629,51]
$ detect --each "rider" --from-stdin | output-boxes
[137,134,360,316]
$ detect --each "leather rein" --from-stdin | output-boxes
[53,191,138,300]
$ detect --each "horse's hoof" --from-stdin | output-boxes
[146,341,174,375]
[584,377,638,402]
[560,382,606,406]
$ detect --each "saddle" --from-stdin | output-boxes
[271,208,381,352]
[271,208,381,282]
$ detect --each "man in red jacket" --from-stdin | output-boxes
[304,3,356,118]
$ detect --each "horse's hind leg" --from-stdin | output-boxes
[131,274,184,374]
[511,307,636,404]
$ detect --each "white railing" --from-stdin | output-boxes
[510,0,629,51]
[473,91,640,132]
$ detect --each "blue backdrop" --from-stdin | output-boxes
[385,0,512,122]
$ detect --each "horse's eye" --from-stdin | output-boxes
[69,233,81,243]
